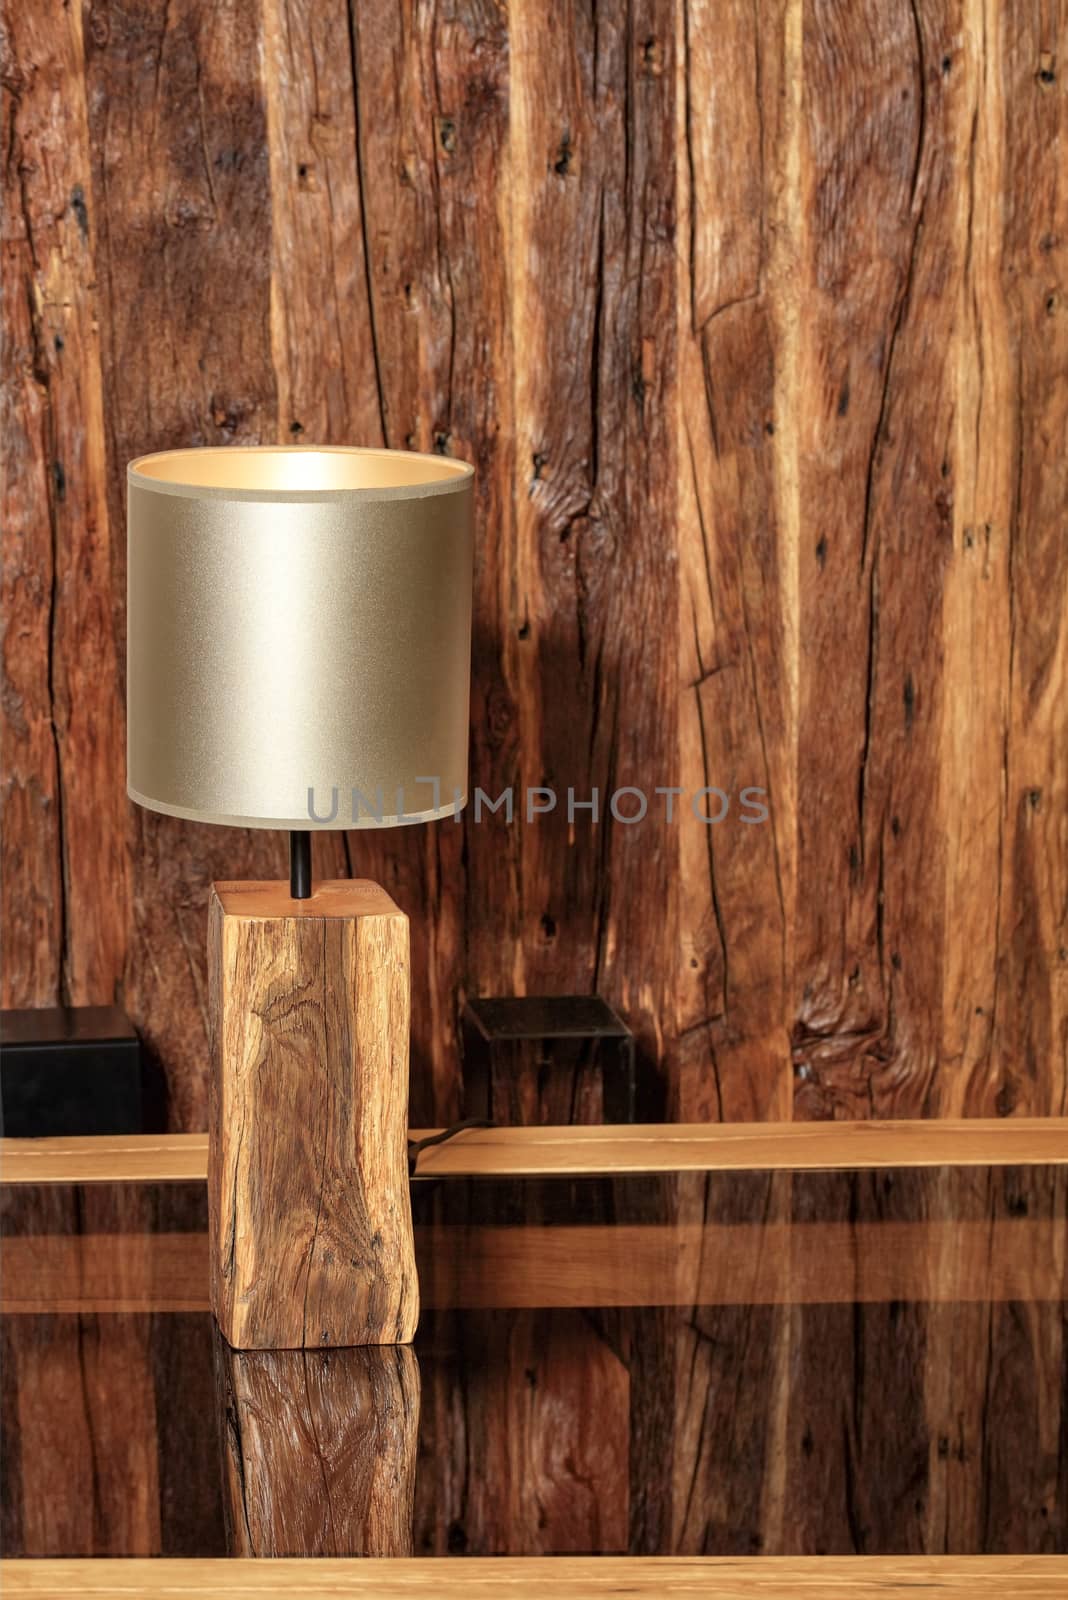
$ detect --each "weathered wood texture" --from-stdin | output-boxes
[209,881,417,1348]
[216,1337,419,1556]
[676,0,1067,1124]
[1,2,1064,1127]
[6,0,1061,1132]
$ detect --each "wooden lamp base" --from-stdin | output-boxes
[208,879,418,1350]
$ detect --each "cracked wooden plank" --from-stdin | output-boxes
[343,1,512,1126]
[985,0,1068,1119]
[79,0,282,1131]
[1,0,127,1011]
[792,0,959,1119]
[676,0,796,1122]
[505,0,676,1121]
[0,3,63,1009]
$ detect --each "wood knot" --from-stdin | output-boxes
[70,185,89,241]
[641,36,663,77]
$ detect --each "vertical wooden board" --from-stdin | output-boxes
[1,1,62,1010]
[598,1174,679,1556]
[261,0,382,449]
[348,0,512,1124]
[794,0,964,1119]
[507,1310,630,1554]
[345,2,457,455]
[981,1298,1068,1551]
[938,0,1014,1115]
[591,1299,677,1556]
[21,6,127,1011]
[676,0,797,1123]
[505,0,607,1009]
[986,0,1068,1118]
[682,0,764,328]
[794,0,923,1114]
[1,0,125,1009]
[680,303,793,1122]
[82,0,282,1130]
[0,1193,79,1556]
[578,0,676,1114]
[0,1184,173,1556]
[401,0,511,1124]
[258,0,377,908]
[411,1309,466,1557]
[258,0,374,898]
[505,0,677,1113]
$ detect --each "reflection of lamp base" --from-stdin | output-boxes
[208,880,418,1349]
[215,1333,420,1555]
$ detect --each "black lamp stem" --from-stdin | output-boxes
[290,830,312,899]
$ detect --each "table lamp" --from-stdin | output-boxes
[127,446,474,1350]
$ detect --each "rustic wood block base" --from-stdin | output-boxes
[208,880,418,1349]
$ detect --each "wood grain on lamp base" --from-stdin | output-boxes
[208,880,417,1349]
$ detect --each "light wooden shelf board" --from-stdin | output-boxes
[2,1555,1067,1598]
[1,1118,1065,1186]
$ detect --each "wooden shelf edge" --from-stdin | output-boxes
[1,1117,1065,1185]
[2,1556,1068,1598]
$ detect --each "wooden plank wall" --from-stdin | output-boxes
[3,0,1066,1130]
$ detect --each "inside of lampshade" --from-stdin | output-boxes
[130,447,472,493]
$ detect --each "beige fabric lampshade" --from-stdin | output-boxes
[127,446,473,829]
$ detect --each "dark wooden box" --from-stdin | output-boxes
[0,1006,143,1136]
[460,995,635,1126]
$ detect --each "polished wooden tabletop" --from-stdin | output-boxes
[2,1149,1066,1570]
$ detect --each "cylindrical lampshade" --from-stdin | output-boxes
[127,447,473,829]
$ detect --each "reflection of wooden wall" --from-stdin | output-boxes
[0,1183,223,1557]
[2,4,1065,1127]
[217,1339,420,1557]
[2,1169,1066,1556]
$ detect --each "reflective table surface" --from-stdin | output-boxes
[2,1164,1066,1558]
